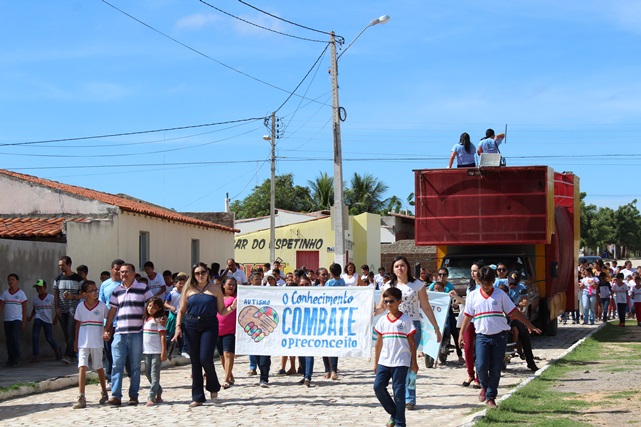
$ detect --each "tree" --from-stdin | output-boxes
[229,174,314,219]
[383,195,402,214]
[613,200,641,258]
[344,172,389,215]
[308,172,334,211]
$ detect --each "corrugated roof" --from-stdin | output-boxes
[0,217,90,238]
[0,169,237,233]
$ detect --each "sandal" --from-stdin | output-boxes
[462,378,474,387]
[323,372,331,379]
[222,382,231,389]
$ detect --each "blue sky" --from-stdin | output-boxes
[2,0,640,214]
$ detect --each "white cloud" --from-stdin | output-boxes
[175,13,220,30]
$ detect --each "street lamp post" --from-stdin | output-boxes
[330,15,390,268]
[264,112,277,266]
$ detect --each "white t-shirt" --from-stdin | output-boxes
[0,289,27,321]
[165,289,182,314]
[226,269,248,285]
[33,293,55,323]
[380,280,425,321]
[598,282,611,298]
[74,300,109,349]
[145,273,166,297]
[630,286,641,303]
[375,312,416,367]
[612,283,629,304]
[464,287,514,335]
[143,316,166,354]
[341,274,358,286]
[374,273,385,288]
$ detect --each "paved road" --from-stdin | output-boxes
[0,323,595,426]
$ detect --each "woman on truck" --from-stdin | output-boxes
[448,132,476,168]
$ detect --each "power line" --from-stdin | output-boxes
[0,117,263,147]
[198,0,326,43]
[101,0,324,105]
[275,43,329,113]
[236,0,337,39]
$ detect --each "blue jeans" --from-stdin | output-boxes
[4,320,21,364]
[582,293,596,324]
[303,356,314,380]
[323,356,338,373]
[183,320,220,403]
[143,353,163,400]
[257,355,271,383]
[475,331,507,400]
[406,320,422,404]
[111,332,143,399]
[32,318,60,356]
[374,365,409,427]
[249,355,258,370]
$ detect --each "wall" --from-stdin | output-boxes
[116,210,235,275]
[0,239,67,359]
[0,177,115,215]
[380,240,437,274]
[352,213,381,271]
[235,211,324,234]
[66,217,119,282]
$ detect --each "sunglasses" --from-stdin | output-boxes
[497,268,507,272]
[383,299,398,304]
[438,273,447,276]
[194,271,208,276]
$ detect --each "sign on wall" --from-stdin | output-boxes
[236,286,375,357]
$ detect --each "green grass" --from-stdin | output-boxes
[475,322,636,426]
[0,382,37,393]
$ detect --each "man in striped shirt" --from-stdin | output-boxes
[103,263,154,406]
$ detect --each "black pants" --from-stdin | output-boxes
[257,355,271,383]
[513,320,535,366]
[617,303,627,324]
[59,312,77,358]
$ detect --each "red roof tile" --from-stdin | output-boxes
[0,217,91,238]
[0,169,236,233]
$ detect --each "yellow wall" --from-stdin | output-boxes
[234,213,381,275]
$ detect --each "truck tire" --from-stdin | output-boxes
[540,300,558,336]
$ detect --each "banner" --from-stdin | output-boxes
[236,286,375,357]
[371,290,450,360]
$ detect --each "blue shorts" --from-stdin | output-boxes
[217,334,236,354]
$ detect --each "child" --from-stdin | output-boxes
[165,272,187,358]
[217,277,238,389]
[611,273,630,327]
[73,281,109,408]
[143,297,167,406]
[0,273,28,367]
[28,279,62,362]
[630,276,641,327]
[323,262,345,380]
[373,287,418,427]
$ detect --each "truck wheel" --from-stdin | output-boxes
[540,300,558,336]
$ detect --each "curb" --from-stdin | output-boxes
[457,322,607,427]
[0,356,193,402]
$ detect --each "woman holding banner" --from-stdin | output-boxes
[375,255,442,411]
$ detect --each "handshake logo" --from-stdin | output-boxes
[238,306,280,342]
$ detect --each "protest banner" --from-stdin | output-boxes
[236,286,375,357]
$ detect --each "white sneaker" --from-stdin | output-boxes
[61,356,71,365]
[106,382,112,391]
[181,352,190,359]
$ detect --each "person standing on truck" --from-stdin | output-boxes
[448,132,477,168]
[477,129,505,156]
[458,266,541,408]
[375,255,442,411]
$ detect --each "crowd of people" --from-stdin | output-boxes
[1,254,565,425]
[564,258,641,327]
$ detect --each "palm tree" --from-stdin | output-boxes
[383,195,402,214]
[345,172,389,215]
[308,172,334,210]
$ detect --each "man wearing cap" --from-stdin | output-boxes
[507,271,538,371]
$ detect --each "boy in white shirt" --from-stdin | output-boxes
[373,287,418,427]
[73,281,109,409]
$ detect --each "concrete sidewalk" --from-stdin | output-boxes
[0,322,596,426]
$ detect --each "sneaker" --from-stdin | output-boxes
[61,356,71,365]
[259,381,269,388]
[304,379,311,387]
[405,402,416,410]
[99,392,109,404]
[486,398,497,408]
[128,397,139,406]
[181,352,190,359]
[72,395,86,409]
[247,369,257,375]
[106,382,112,391]
[386,418,396,427]
[108,397,121,406]
[528,363,539,372]
[478,388,487,402]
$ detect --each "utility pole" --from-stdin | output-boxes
[330,31,346,268]
[269,112,277,265]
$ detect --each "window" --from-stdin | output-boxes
[139,231,150,270]
[191,239,200,266]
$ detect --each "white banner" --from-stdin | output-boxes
[236,286,375,357]
[371,290,450,360]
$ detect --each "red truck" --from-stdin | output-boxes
[414,166,579,336]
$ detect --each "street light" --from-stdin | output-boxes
[330,15,390,268]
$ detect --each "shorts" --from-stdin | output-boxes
[217,334,236,354]
[78,347,104,370]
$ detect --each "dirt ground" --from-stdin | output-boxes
[550,324,641,426]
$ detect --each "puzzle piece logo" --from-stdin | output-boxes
[238,306,279,342]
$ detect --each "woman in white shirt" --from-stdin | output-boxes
[341,262,361,286]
